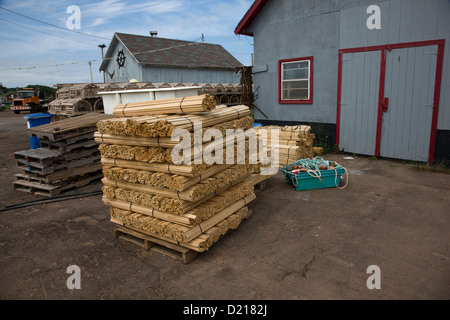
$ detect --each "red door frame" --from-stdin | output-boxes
[336,39,445,164]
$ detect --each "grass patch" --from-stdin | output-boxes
[409,161,450,174]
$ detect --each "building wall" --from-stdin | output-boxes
[250,0,341,125]
[141,66,241,84]
[339,0,450,131]
[248,0,450,162]
[103,39,241,85]
[249,0,450,129]
[103,41,142,83]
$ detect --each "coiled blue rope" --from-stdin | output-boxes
[282,156,330,172]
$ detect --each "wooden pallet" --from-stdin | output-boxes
[15,162,102,183]
[114,225,198,264]
[113,209,253,264]
[16,154,100,175]
[13,171,103,197]
[14,148,63,166]
[39,132,98,153]
[27,113,112,142]
[254,181,267,192]
[250,173,271,189]
[15,146,99,164]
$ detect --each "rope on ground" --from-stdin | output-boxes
[282,156,349,190]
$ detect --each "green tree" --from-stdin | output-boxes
[26,85,57,99]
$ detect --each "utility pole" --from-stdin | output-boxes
[88,61,93,83]
[98,44,106,83]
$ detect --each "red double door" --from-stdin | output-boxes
[337,39,444,164]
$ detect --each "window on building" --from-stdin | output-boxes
[279,56,313,104]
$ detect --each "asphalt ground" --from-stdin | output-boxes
[0,110,449,303]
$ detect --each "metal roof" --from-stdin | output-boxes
[100,32,242,71]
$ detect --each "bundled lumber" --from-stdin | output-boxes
[98,136,251,165]
[99,95,257,260]
[94,115,254,148]
[97,105,251,137]
[113,94,216,117]
[103,180,254,225]
[13,114,112,196]
[108,193,255,243]
[101,158,209,176]
[102,164,251,200]
[246,124,321,186]
[102,179,253,216]
[255,125,318,167]
[111,206,250,253]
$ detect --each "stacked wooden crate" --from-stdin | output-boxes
[13,113,112,196]
[95,95,256,262]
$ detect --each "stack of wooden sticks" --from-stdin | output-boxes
[255,125,322,167]
[96,95,258,261]
[247,125,323,186]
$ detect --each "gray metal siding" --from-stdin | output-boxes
[104,42,141,83]
[340,51,380,155]
[250,0,340,124]
[141,66,240,84]
[249,0,449,132]
[339,0,450,130]
[381,45,437,161]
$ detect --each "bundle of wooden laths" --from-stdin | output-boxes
[255,125,323,168]
[246,125,323,187]
[95,94,257,259]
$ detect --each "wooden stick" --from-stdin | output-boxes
[98,105,251,137]
[103,196,197,225]
[101,157,209,176]
[102,163,232,192]
[108,193,255,242]
[94,132,191,148]
[113,95,216,117]
[111,206,249,252]
[103,177,253,216]
[101,169,251,201]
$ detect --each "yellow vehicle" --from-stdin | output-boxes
[11,88,48,114]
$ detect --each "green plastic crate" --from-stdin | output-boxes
[282,165,347,191]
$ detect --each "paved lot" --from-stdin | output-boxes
[0,110,449,300]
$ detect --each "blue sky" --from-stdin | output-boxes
[0,0,254,88]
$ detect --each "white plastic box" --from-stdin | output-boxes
[98,86,202,115]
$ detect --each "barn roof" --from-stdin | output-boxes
[234,0,267,36]
[100,32,242,71]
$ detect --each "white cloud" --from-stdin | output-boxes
[82,0,184,27]
[91,17,106,27]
